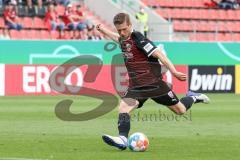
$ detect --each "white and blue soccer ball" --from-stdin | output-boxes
[128,132,149,152]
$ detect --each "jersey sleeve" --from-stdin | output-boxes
[133,31,158,57]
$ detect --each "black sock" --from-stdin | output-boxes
[118,113,130,138]
[180,97,195,111]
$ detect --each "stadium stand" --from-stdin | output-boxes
[0,1,111,40]
[142,0,240,41]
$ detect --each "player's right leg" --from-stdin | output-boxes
[102,98,139,150]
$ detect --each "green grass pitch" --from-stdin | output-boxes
[0,94,240,160]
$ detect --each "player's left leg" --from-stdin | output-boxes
[152,90,210,115]
[170,91,210,115]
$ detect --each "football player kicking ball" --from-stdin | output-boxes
[96,13,210,150]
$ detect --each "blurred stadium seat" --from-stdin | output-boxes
[142,0,240,41]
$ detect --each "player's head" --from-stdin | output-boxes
[113,13,132,40]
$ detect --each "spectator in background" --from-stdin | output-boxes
[205,0,239,9]
[62,4,79,39]
[135,7,149,37]
[87,26,102,40]
[62,4,88,39]
[56,0,69,6]
[3,1,23,31]
[3,0,10,5]
[75,4,88,39]
[27,0,43,16]
[0,29,10,39]
[45,3,65,39]
[204,0,220,8]
[218,0,239,9]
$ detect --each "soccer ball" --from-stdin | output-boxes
[128,132,149,152]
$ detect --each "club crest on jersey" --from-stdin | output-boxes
[122,42,132,52]
[122,41,133,59]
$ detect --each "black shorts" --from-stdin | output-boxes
[122,80,179,108]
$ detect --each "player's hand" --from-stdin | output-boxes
[96,24,102,31]
[173,71,187,81]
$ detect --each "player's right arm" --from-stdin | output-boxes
[96,24,119,43]
[152,50,187,81]
[133,31,186,81]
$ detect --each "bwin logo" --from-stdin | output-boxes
[190,68,233,91]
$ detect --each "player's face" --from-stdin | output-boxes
[115,21,132,40]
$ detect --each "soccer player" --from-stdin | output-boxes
[96,13,210,150]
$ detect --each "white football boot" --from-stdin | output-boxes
[102,134,128,150]
[186,91,210,104]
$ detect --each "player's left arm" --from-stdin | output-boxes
[151,50,187,81]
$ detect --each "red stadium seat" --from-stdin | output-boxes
[174,0,183,7]
[208,33,217,41]
[235,22,240,32]
[50,31,59,39]
[198,21,208,31]
[237,10,240,20]
[162,8,173,19]
[227,10,237,20]
[237,34,240,41]
[9,30,22,39]
[193,0,205,8]
[208,21,217,32]
[183,9,191,19]
[142,0,240,42]
[217,33,225,41]
[159,0,172,7]
[225,33,234,41]
[182,20,192,31]
[226,21,237,32]
[190,9,200,19]
[20,30,28,39]
[199,9,209,20]
[64,31,72,39]
[27,30,38,39]
[183,0,192,8]
[218,10,227,20]
[196,33,206,41]
[0,18,4,28]
[208,10,219,20]
[173,9,183,19]
[217,21,226,32]
[191,21,199,31]
[23,17,33,29]
[173,20,181,31]
[33,17,47,29]
[189,33,196,41]
[39,30,51,40]
[156,9,164,17]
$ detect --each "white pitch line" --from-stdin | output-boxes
[0,158,48,160]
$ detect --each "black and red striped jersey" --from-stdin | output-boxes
[119,31,163,88]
